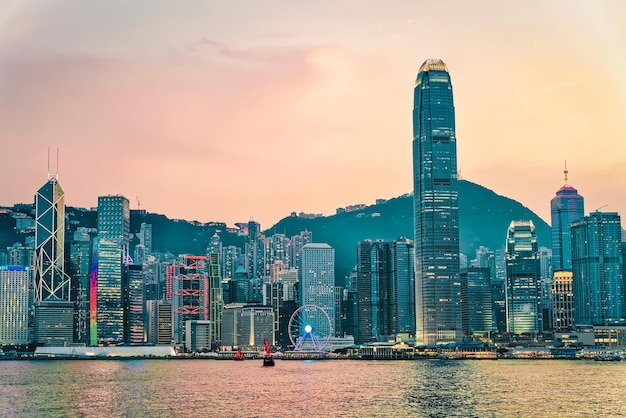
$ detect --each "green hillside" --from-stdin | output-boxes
[265,180,550,280]
[1,180,550,282]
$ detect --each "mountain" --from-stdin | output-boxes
[265,180,551,280]
[1,180,550,282]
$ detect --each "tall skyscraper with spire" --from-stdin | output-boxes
[34,171,70,302]
[412,58,461,344]
[550,162,584,271]
[33,155,74,346]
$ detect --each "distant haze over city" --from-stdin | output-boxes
[1,1,626,227]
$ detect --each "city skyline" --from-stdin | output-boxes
[2,1,626,228]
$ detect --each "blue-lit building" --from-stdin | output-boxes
[93,195,130,344]
[505,221,541,336]
[550,165,584,271]
[571,212,624,325]
[413,58,461,344]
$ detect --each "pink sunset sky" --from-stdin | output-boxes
[1,1,625,228]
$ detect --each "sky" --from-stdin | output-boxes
[1,1,626,228]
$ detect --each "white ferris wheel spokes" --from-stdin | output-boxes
[288,304,332,352]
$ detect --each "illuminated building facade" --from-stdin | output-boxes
[33,174,74,345]
[125,264,144,345]
[460,267,492,338]
[505,221,542,335]
[571,212,624,325]
[412,58,461,344]
[552,271,574,332]
[171,255,208,344]
[33,175,70,302]
[0,266,29,345]
[300,243,335,333]
[69,228,95,344]
[207,251,223,345]
[356,238,415,343]
[550,164,584,272]
[92,195,130,344]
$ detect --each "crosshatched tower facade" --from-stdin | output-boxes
[412,58,461,345]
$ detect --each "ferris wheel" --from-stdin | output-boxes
[288,304,333,352]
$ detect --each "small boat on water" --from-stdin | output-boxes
[263,339,275,367]
[233,350,245,361]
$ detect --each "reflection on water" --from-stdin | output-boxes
[0,359,625,417]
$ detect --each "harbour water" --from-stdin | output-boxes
[1,359,625,417]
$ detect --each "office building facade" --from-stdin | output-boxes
[300,243,335,334]
[505,221,542,335]
[460,267,492,338]
[0,266,30,345]
[550,166,584,272]
[92,195,130,344]
[413,58,461,344]
[571,212,624,325]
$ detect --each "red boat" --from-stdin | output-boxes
[263,339,275,367]
[233,350,245,361]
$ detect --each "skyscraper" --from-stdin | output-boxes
[92,195,130,344]
[356,238,415,343]
[412,58,460,344]
[33,172,74,345]
[505,221,541,335]
[551,163,584,271]
[0,266,29,345]
[300,243,335,333]
[33,174,70,302]
[571,212,624,325]
[552,271,574,332]
[460,267,492,338]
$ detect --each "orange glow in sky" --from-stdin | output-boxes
[1,1,625,228]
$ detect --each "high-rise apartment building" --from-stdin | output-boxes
[0,266,30,345]
[571,212,624,325]
[505,221,541,335]
[412,58,460,344]
[300,243,335,334]
[92,195,130,344]
[550,164,584,272]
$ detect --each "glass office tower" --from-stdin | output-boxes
[412,58,460,344]
[92,195,130,344]
[571,212,624,325]
[550,164,584,271]
[505,221,541,335]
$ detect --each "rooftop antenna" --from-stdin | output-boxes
[595,204,608,212]
[563,160,568,185]
[47,147,59,182]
